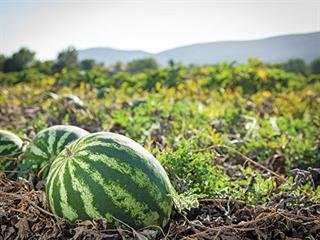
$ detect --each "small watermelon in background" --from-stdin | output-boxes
[61,94,85,109]
[43,92,59,101]
[23,125,89,177]
[130,98,147,110]
[46,132,175,229]
[0,130,24,174]
[96,87,110,99]
[0,130,24,158]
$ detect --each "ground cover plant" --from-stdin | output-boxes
[0,54,319,239]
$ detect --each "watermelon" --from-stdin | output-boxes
[131,99,147,110]
[0,130,24,158]
[23,125,89,175]
[0,130,24,174]
[43,92,59,101]
[46,132,173,229]
[97,87,110,99]
[62,94,85,109]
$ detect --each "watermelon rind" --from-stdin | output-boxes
[23,125,89,175]
[0,130,24,158]
[46,132,174,229]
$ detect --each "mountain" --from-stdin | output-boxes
[78,48,151,66]
[78,32,320,66]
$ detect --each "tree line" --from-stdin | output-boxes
[0,47,320,75]
[0,47,158,75]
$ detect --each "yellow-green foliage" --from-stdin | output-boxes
[0,61,319,204]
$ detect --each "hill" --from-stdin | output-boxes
[78,32,320,65]
[78,48,151,66]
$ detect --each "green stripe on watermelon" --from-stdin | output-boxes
[23,125,89,177]
[75,158,163,223]
[46,132,174,229]
[62,165,90,219]
[77,137,172,194]
[0,130,24,175]
[0,130,24,158]
[76,149,169,214]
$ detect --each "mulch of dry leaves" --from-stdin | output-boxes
[0,173,319,240]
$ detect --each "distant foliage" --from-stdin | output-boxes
[0,54,6,72]
[34,60,55,75]
[126,58,158,73]
[282,58,307,75]
[0,52,319,205]
[53,47,78,72]
[2,48,35,73]
[310,58,320,74]
[79,59,96,71]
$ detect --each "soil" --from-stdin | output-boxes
[0,173,319,240]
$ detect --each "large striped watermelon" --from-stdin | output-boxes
[23,125,89,175]
[0,130,24,158]
[46,132,174,229]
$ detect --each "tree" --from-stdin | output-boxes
[54,47,78,72]
[283,59,307,75]
[34,60,54,75]
[168,59,175,67]
[0,54,6,72]
[79,59,96,71]
[3,48,35,72]
[126,58,158,73]
[112,61,124,72]
[248,58,264,68]
[310,58,320,74]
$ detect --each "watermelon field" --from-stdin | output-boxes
[0,58,320,239]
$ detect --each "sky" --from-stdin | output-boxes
[0,0,319,60]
